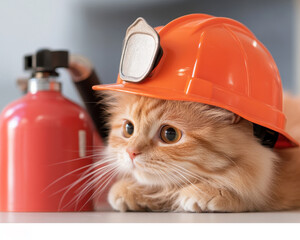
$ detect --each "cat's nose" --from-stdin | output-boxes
[126,148,141,161]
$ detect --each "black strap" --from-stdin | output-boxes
[253,123,279,148]
[74,71,109,142]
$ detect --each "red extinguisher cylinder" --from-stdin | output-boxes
[0,49,97,211]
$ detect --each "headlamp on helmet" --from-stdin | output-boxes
[119,17,162,83]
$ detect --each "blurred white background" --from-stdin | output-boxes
[0,0,298,110]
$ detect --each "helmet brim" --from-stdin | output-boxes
[93,83,299,149]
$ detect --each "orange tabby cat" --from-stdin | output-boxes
[93,91,300,212]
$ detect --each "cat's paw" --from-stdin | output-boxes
[176,194,203,213]
[108,179,143,212]
[176,184,240,213]
[204,189,244,212]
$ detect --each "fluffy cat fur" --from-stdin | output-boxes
[93,91,300,212]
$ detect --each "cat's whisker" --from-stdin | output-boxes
[168,161,210,184]
[164,160,212,185]
[142,168,181,199]
[149,166,173,188]
[162,170,185,190]
[58,162,119,210]
[143,158,199,184]
[58,147,105,154]
[140,160,188,190]
[52,160,115,203]
[73,166,116,201]
[72,167,121,211]
[156,168,174,189]
[135,161,177,188]
[154,164,186,190]
[72,168,118,211]
[75,163,119,200]
[168,166,204,195]
[79,168,121,211]
[42,162,98,193]
[47,158,116,196]
[63,161,116,193]
[155,161,207,196]
[221,152,242,172]
[47,152,108,167]
[133,160,182,193]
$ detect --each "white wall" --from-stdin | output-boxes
[294,0,300,93]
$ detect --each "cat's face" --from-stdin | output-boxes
[105,91,255,187]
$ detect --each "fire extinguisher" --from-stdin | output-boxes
[0,49,98,212]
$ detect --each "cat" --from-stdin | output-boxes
[93,91,300,212]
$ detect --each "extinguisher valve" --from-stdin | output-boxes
[25,49,68,76]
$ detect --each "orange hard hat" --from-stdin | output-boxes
[93,14,298,149]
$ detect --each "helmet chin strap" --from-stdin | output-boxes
[253,123,279,148]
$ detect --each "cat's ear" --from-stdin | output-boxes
[201,104,242,124]
[211,106,241,124]
[222,109,241,124]
[230,114,241,124]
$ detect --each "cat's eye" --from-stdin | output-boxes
[160,125,182,144]
[123,120,134,138]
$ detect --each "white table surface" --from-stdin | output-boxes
[1,210,300,223]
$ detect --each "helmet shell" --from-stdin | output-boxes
[93,14,298,148]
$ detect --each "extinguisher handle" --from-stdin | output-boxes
[69,55,109,141]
